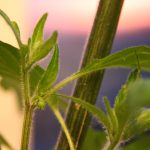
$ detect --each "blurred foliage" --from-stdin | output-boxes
[82,128,107,150]
[123,133,150,150]
[82,128,150,150]
[0,134,13,150]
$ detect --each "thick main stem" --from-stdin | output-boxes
[56,0,124,149]
[21,106,33,150]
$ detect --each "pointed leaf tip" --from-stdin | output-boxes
[11,21,20,38]
[29,30,58,66]
[31,13,48,50]
[37,44,59,94]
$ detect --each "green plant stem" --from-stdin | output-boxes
[104,134,121,150]
[56,0,124,150]
[22,69,30,105]
[103,125,125,150]
[50,107,75,150]
[20,53,33,150]
[20,106,33,150]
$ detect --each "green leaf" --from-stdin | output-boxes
[123,109,150,140]
[76,46,150,76]
[114,69,140,110]
[29,31,58,66]
[0,134,14,150]
[126,69,140,85]
[0,9,22,47]
[11,21,20,39]
[0,41,45,108]
[31,13,48,50]
[47,99,75,150]
[127,79,150,108]
[0,41,20,76]
[55,94,110,131]
[51,46,150,93]
[103,97,118,136]
[0,41,23,108]
[29,65,45,95]
[28,12,58,66]
[122,134,150,150]
[37,44,59,94]
[114,69,141,127]
[82,128,107,150]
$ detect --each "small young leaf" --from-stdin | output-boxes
[55,94,110,131]
[103,97,118,136]
[37,44,59,94]
[11,21,20,38]
[29,65,45,95]
[29,31,58,66]
[47,99,75,150]
[31,13,48,50]
[28,13,58,66]
[37,97,46,110]
[0,134,14,150]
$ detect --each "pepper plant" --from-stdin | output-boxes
[0,9,150,150]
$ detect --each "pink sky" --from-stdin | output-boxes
[27,0,150,34]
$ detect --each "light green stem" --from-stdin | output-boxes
[103,126,125,150]
[20,51,33,150]
[50,107,75,150]
[20,106,33,150]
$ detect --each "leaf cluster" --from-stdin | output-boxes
[1,10,150,150]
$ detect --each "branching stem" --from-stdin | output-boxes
[20,51,33,150]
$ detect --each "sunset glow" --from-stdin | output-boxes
[27,0,150,34]
[119,0,150,32]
